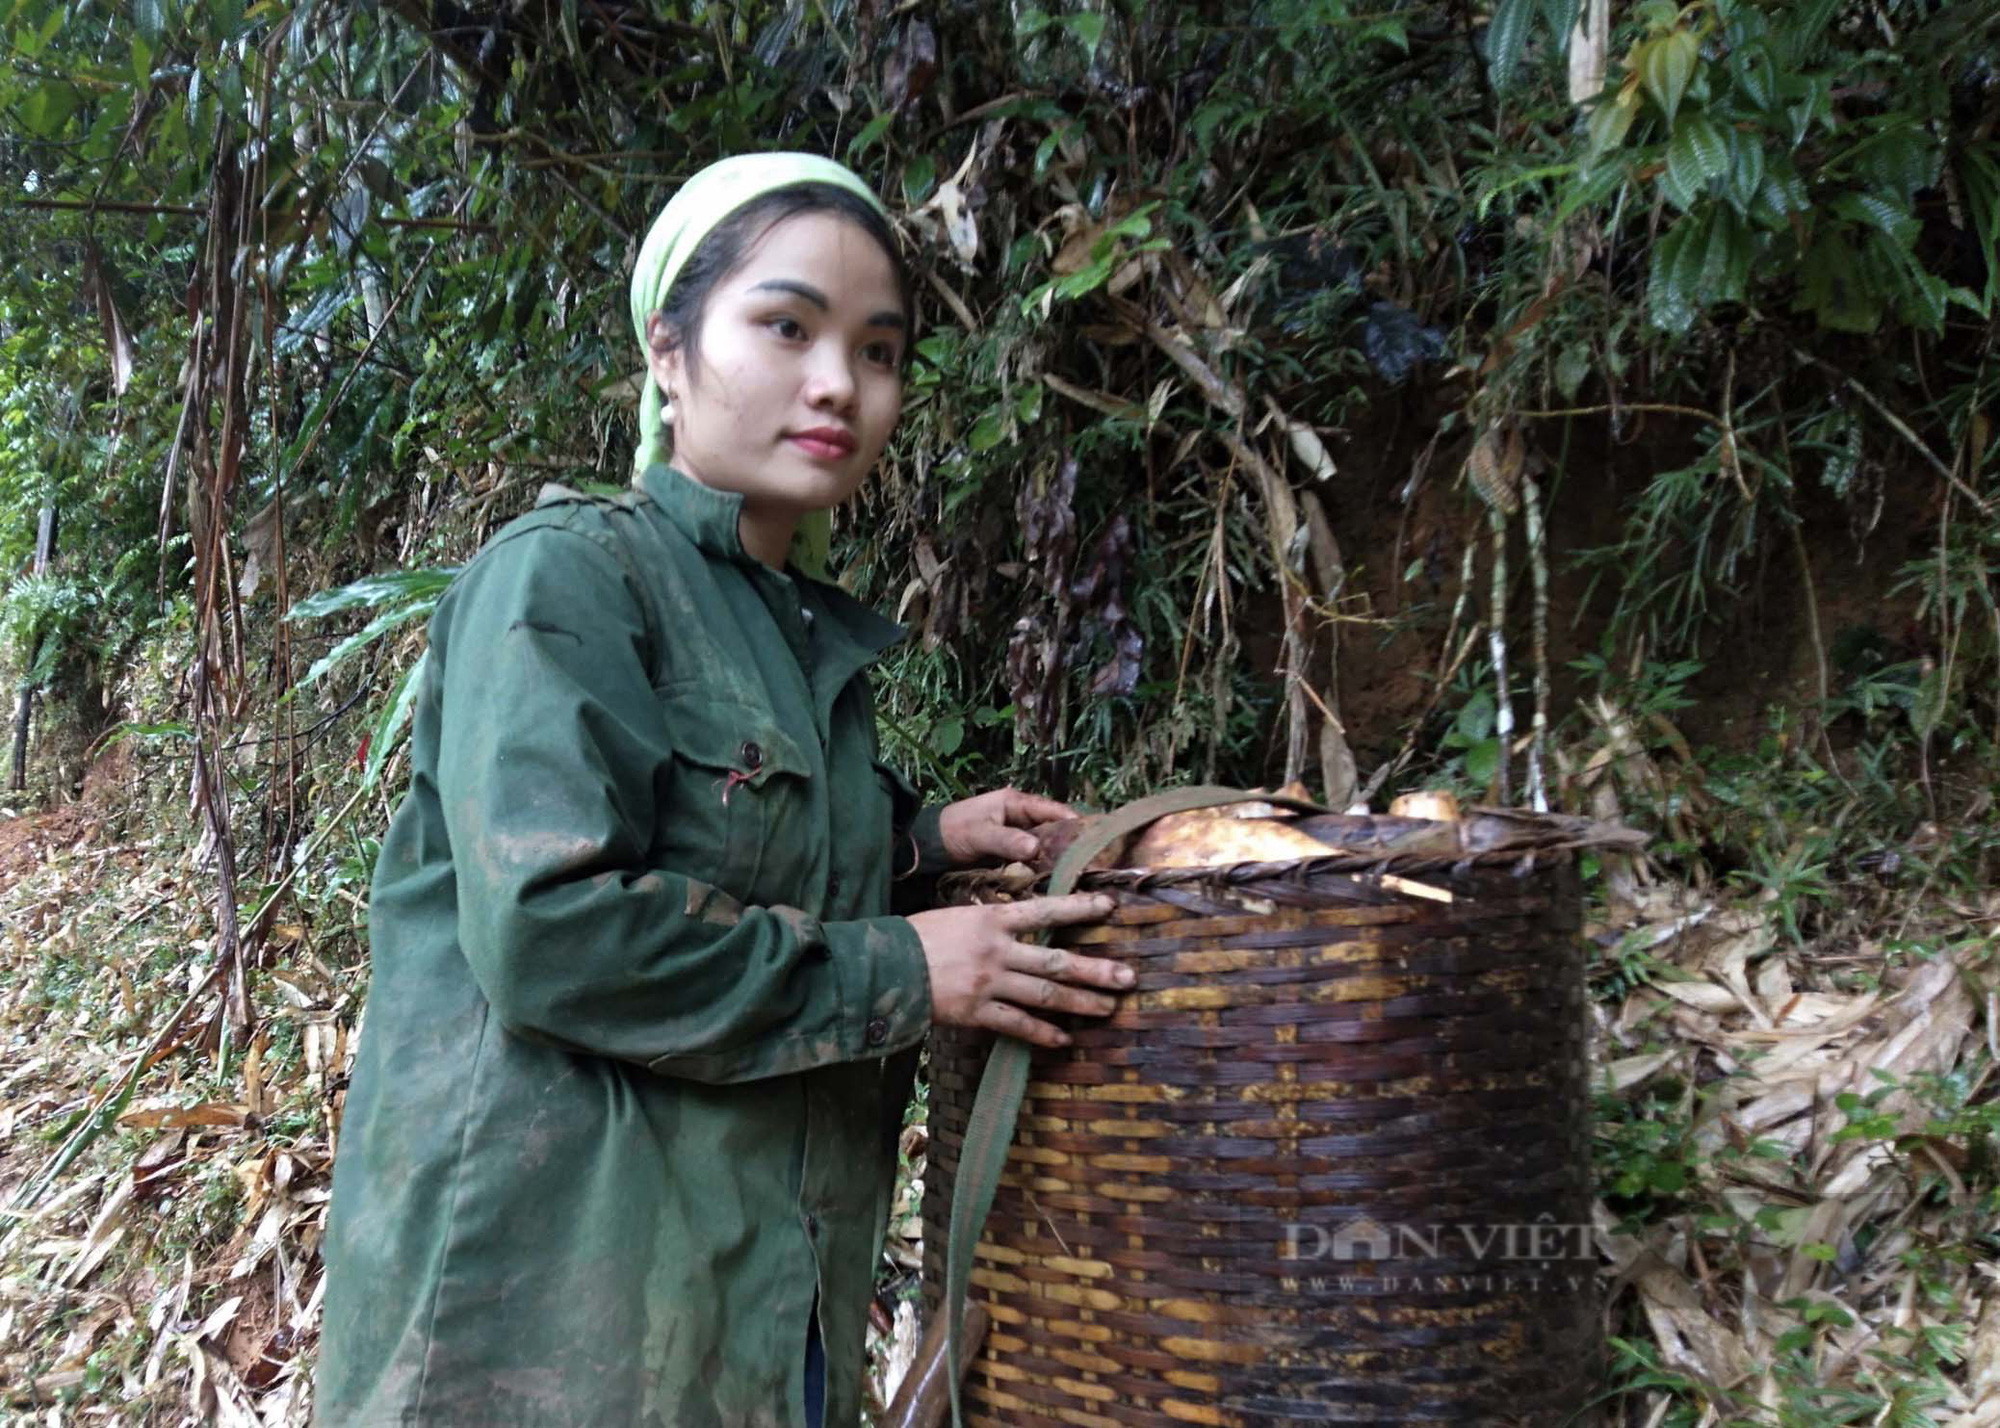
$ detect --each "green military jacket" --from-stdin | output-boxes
[317,461,950,1427]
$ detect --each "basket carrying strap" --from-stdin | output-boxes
[943,783,1328,1428]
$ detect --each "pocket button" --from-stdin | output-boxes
[740,740,764,769]
[864,1017,889,1047]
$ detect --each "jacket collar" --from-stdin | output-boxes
[637,461,750,562]
[636,461,908,659]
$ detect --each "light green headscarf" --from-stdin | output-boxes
[629,151,889,579]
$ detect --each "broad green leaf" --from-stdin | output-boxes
[1636,0,1678,31]
[1464,737,1501,787]
[1354,17,1408,50]
[22,82,80,137]
[1730,42,1777,111]
[1453,690,1495,743]
[132,34,154,87]
[300,599,439,687]
[930,715,964,756]
[1957,146,1999,312]
[1486,0,1537,91]
[1638,30,1698,123]
[1835,193,1919,251]
[363,655,425,789]
[21,3,63,55]
[1750,155,1810,227]
[901,154,936,206]
[1854,122,1939,208]
[968,405,1008,452]
[1648,209,1706,332]
[1539,0,1582,44]
[1016,383,1044,425]
[1780,0,1841,62]
[1666,113,1730,199]
[133,0,167,36]
[1700,206,1752,303]
[1554,342,1592,401]
[114,720,194,742]
[1016,7,1053,38]
[276,282,354,355]
[1585,90,1640,156]
[1725,126,1765,214]
[287,567,459,621]
[1795,230,1883,333]
[1061,11,1106,57]
[847,110,893,158]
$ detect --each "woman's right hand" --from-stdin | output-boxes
[907,894,1132,1049]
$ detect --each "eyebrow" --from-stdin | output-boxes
[748,278,906,332]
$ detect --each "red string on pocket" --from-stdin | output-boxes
[715,768,755,806]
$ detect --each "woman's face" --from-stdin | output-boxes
[647,210,907,532]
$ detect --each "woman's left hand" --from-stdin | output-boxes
[936,786,1079,868]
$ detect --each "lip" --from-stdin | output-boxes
[788,427,857,460]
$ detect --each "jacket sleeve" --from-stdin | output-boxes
[430,518,932,1083]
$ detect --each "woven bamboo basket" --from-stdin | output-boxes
[919,802,1627,1428]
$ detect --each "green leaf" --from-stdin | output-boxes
[21,3,63,56]
[1835,193,1919,251]
[1700,206,1752,304]
[847,110,893,159]
[362,654,425,789]
[1724,126,1765,214]
[1638,29,1698,124]
[1015,382,1044,425]
[1016,7,1053,38]
[1648,209,1707,333]
[1486,0,1537,91]
[1647,1160,1687,1193]
[1666,113,1730,199]
[1061,11,1106,57]
[930,715,964,756]
[901,154,936,206]
[1636,0,1679,32]
[299,598,439,687]
[1585,90,1640,157]
[276,282,355,355]
[1453,690,1496,743]
[1729,42,1777,111]
[1795,230,1884,334]
[132,34,154,87]
[1854,122,1939,208]
[21,82,80,137]
[133,0,167,37]
[968,405,1008,452]
[1463,737,1501,787]
[1539,0,1581,43]
[1957,145,1999,312]
[287,567,460,621]
[1554,342,1592,400]
[1750,155,1809,228]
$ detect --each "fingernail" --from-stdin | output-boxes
[1117,966,1136,987]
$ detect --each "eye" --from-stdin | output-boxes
[862,340,901,368]
[765,315,808,341]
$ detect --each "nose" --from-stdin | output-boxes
[804,342,857,413]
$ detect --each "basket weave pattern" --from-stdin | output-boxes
[921,858,1601,1428]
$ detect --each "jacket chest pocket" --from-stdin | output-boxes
[654,690,817,902]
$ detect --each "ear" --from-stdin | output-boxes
[644,312,682,400]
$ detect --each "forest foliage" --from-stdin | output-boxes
[1,0,1998,1421]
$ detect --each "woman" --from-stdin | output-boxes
[314,151,1132,1428]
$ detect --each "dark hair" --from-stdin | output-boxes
[650,180,915,384]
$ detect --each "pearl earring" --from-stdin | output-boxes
[660,387,676,424]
